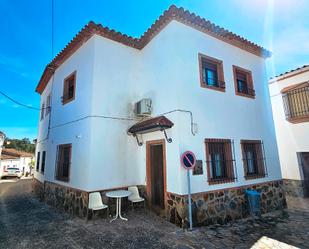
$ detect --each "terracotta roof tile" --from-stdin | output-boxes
[273,65,309,79]
[36,5,271,94]
[269,65,309,83]
[0,154,19,160]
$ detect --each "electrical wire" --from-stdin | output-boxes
[0,90,45,110]
[50,115,136,130]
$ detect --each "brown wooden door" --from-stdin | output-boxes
[300,152,309,197]
[146,140,166,212]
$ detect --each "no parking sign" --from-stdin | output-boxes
[181,151,196,170]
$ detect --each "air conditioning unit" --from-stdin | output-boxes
[135,98,152,116]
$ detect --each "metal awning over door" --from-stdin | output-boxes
[128,116,174,146]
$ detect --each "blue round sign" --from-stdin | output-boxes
[181,151,196,170]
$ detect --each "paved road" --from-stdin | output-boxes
[1,179,309,249]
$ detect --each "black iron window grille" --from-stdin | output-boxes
[205,139,237,184]
[202,62,225,89]
[241,140,267,179]
[282,85,309,121]
[237,79,255,96]
[233,66,255,97]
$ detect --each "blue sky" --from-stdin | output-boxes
[0,0,308,140]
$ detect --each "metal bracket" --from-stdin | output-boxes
[162,129,172,143]
[133,134,143,146]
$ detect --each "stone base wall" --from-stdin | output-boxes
[44,181,89,218]
[166,180,286,228]
[283,179,305,197]
[32,179,147,219]
[32,179,89,218]
[32,178,45,201]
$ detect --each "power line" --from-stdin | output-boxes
[0,90,42,111]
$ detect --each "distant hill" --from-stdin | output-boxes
[4,138,35,154]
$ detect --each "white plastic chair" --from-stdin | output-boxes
[87,192,108,220]
[128,186,145,210]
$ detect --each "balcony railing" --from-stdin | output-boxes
[282,85,309,121]
[238,87,255,97]
[204,77,226,89]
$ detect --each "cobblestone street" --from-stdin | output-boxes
[1,179,309,248]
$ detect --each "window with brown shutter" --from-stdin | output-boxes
[233,65,255,98]
[205,139,236,184]
[241,140,267,179]
[199,53,225,92]
[55,144,72,182]
[62,72,76,105]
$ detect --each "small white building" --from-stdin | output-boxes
[269,65,309,197]
[34,5,285,226]
[0,148,34,177]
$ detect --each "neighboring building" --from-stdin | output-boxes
[0,148,34,177]
[33,5,285,226]
[269,65,309,197]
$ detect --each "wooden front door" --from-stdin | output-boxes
[300,152,309,197]
[146,140,166,213]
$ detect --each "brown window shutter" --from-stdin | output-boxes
[255,142,265,176]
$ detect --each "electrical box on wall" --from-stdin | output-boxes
[135,98,152,117]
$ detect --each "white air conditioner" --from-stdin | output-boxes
[135,98,152,116]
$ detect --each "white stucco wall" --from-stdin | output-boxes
[269,70,309,180]
[0,156,33,177]
[35,20,281,194]
[35,36,96,189]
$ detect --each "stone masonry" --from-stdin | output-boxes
[33,179,286,227]
[283,179,306,198]
[166,180,286,228]
[32,179,147,219]
[33,179,89,218]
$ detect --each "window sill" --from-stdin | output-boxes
[62,98,75,105]
[245,174,266,180]
[55,177,69,182]
[201,83,225,92]
[286,114,309,124]
[235,92,255,99]
[208,178,235,185]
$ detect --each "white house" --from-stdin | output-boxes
[0,148,34,177]
[269,65,309,198]
[34,5,285,226]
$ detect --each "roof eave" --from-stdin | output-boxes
[35,5,271,94]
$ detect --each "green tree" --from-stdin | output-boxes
[4,137,35,153]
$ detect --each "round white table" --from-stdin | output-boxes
[106,190,131,222]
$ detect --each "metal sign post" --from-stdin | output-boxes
[180,151,196,231]
[187,170,193,230]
